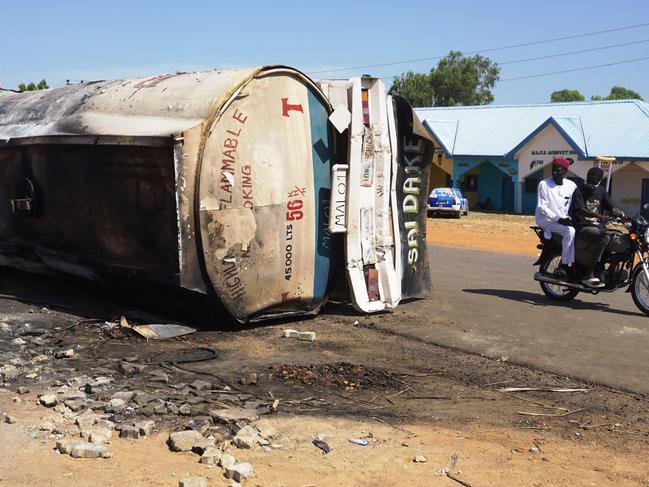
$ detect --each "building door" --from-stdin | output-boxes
[642,179,649,218]
[501,176,514,212]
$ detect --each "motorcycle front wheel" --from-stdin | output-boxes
[631,266,649,317]
[539,253,579,301]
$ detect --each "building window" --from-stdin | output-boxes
[461,174,478,192]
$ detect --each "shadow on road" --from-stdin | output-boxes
[463,288,644,318]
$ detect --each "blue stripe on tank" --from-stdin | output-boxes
[307,88,332,303]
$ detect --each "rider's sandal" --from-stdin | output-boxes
[582,277,605,288]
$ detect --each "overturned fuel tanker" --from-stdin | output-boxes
[0,66,432,322]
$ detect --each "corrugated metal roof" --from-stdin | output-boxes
[415,100,649,159]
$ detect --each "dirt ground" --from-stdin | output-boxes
[426,211,539,256]
[1,212,648,487]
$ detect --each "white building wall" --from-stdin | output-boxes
[611,163,649,216]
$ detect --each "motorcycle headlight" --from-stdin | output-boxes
[645,228,649,245]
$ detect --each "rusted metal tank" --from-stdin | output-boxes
[0,67,432,322]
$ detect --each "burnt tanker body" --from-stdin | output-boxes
[0,66,432,322]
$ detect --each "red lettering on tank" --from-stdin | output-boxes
[224,139,238,149]
[232,108,248,124]
[241,165,254,209]
[282,98,303,117]
[227,128,241,137]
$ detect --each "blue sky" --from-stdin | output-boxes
[2,0,649,104]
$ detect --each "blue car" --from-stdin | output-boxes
[427,187,469,218]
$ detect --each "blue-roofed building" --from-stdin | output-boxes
[415,100,649,215]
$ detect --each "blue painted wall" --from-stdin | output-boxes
[522,174,542,214]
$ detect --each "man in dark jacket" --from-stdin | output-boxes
[570,167,625,287]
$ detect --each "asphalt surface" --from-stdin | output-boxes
[378,244,649,395]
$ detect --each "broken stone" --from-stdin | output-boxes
[239,373,258,386]
[120,426,140,439]
[37,421,55,432]
[85,376,113,394]
[414,455,428,463]
[64,398,87,412]
[94,419,115,430]
[210,408,259,424]
[153,404,168,415]
[251,419,276,439]
[63,391,86,401]
[134,420,155,436]
[187,417,213,435]
[312,438,331,454]
[75,413,99,430]
[16,387,29,395]
[297,331,316,341]
[3,413,16,424]
[116,362,146,376]
[191,437,216,455]
[190,380,211,391]
[179,404,191,416]
[39,394,58,407]
[147,370,169,383]
[31,354,50,363]
[56,439,84,454]
[111,391,135,403]
[282,329,299,338]
[0,365,19,382]
[89,431,112,444]
[70,443,112,459]
[54,349,75,359]
[215,394,240,404]
[168,430,205,452]
[0,322,12,334]
[224,463,254,482]
[108,398,126,412]
[24,373,38,379]
[132,392,150,405]
[11,337,28,346]
[219,453,238,469]
[179,477,207,487]
[232,425,260,449]
[199,446,223,465]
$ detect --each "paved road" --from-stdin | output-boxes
[378,244,649,394]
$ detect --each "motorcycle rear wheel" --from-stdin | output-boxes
[631,266,649,317]
[539,253,579,301]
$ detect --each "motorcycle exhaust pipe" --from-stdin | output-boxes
[533,272,591,292]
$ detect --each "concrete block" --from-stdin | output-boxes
[70,443,112,459]
[179,477,207,487]
[224,463,254,482]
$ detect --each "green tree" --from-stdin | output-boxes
[18,79,49,92]
[550,89,585,103]
[591,86,643,101]
[389,71,435,107]
[389,51,500,107]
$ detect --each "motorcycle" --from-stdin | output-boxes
[532,208,649,316]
